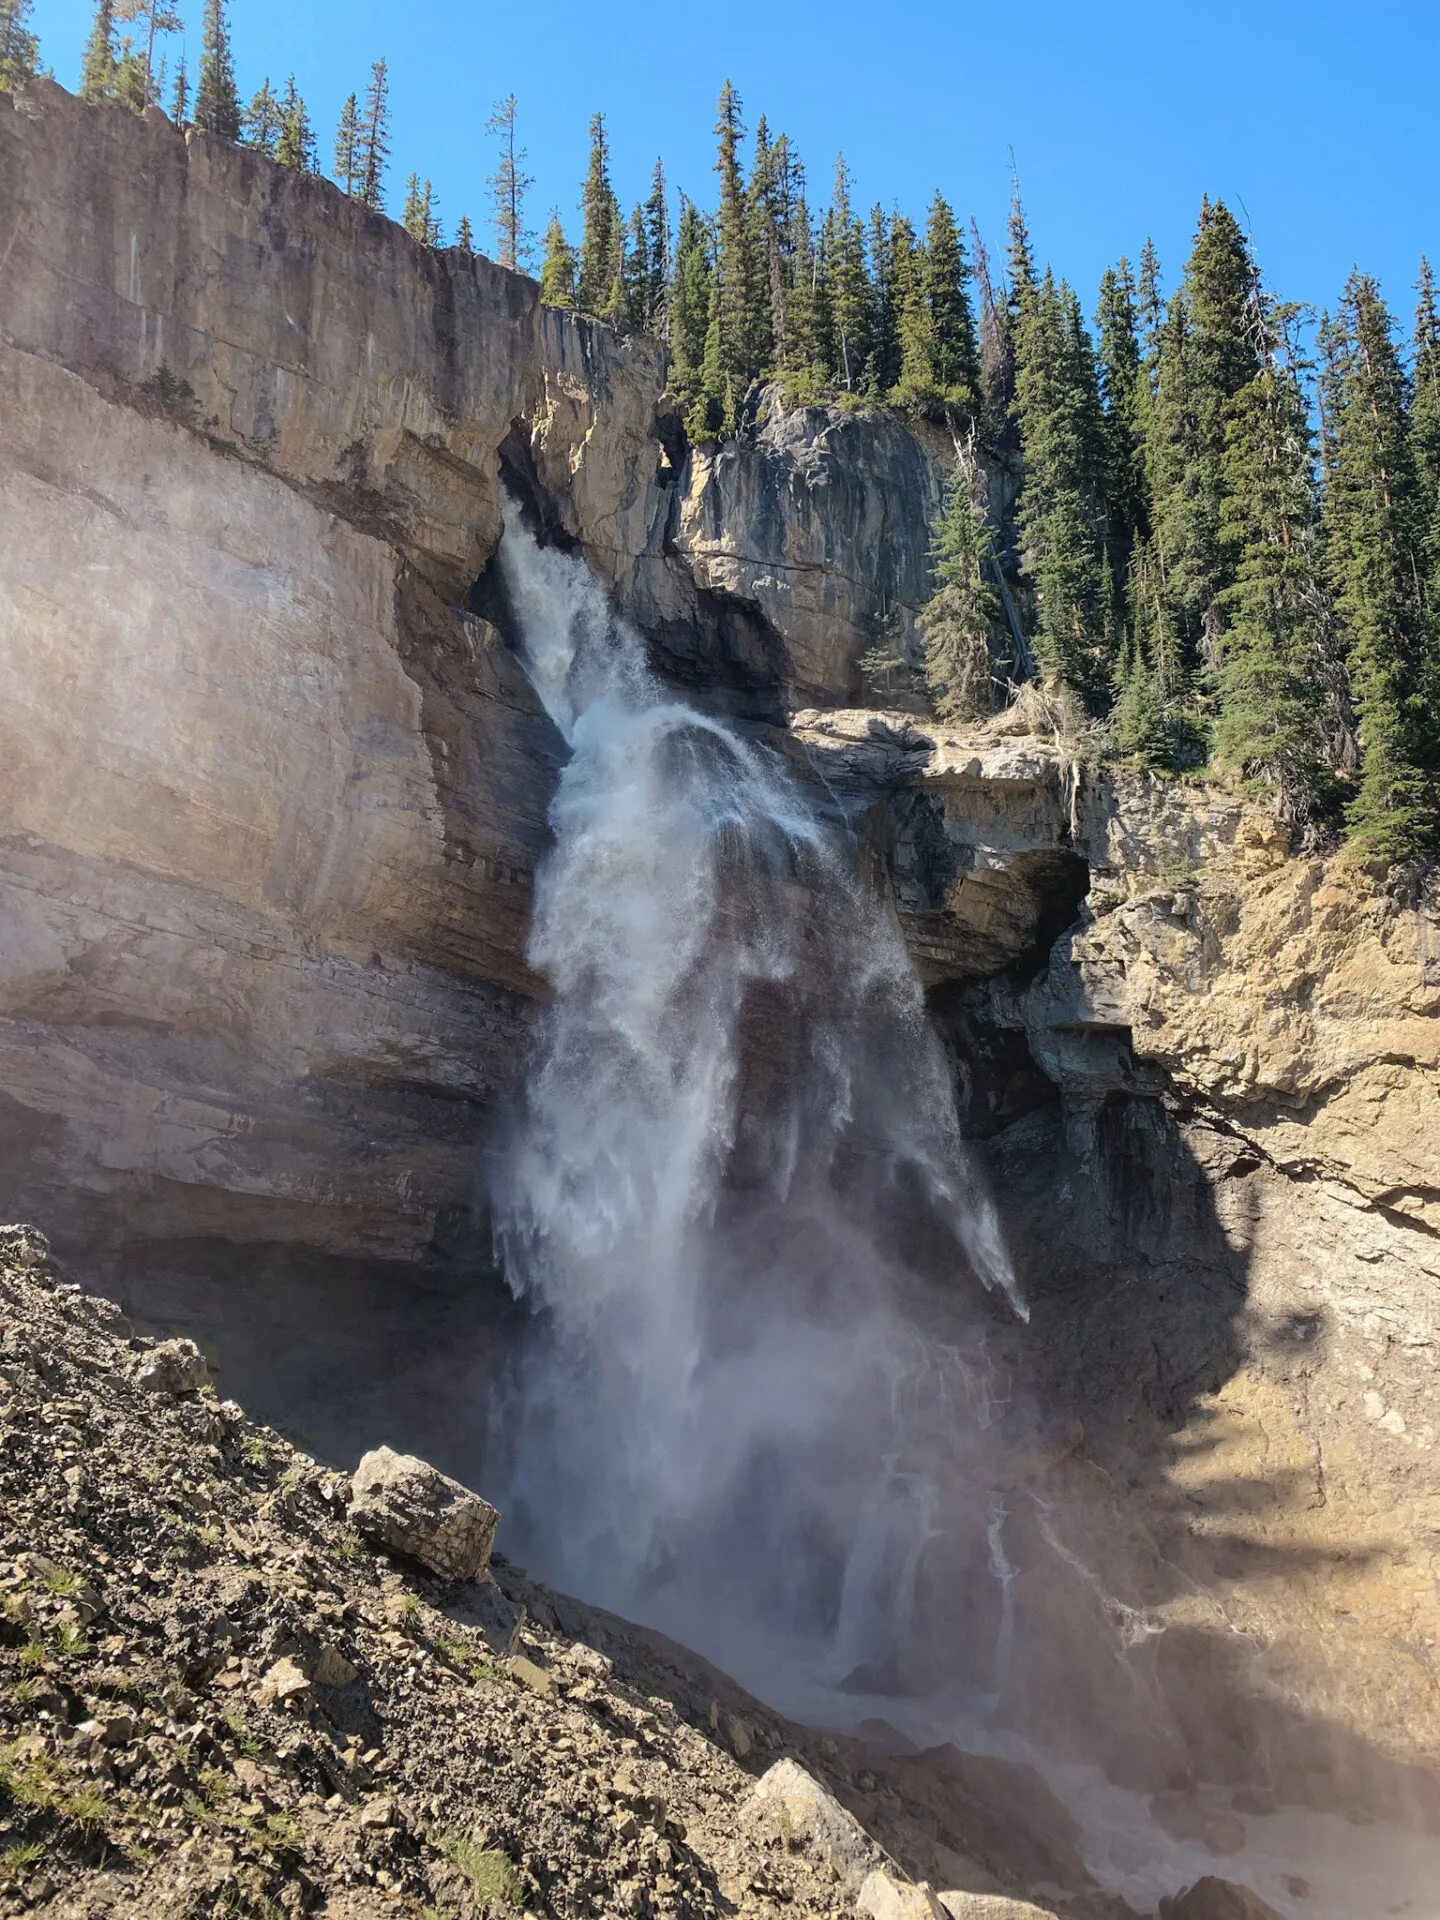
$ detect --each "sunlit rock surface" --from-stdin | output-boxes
[2,78,1439,1881]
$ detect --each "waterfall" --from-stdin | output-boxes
[489,501,1022,1681]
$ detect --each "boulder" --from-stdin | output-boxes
[747,1758,880,1891]
[938,1894,1059,1920]
[857,1871,948,1920]
[1159,1879,1286,1920]
[133,1338,209,1397]
[349,1447,499,1582]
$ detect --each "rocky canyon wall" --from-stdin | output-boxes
[3,79,1439,1859]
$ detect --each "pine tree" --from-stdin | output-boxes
[193,0,239,141]
[357,60,390,211]
[1214,290,1336,823]
[242,77,283,156]
[1321,275,1438,861]
[455,214,475,258]
[921,192,980,417]
[332,94,361,197]
[642,161,670,338]
[539,211,577,308]
[577,113,621,314]
[781,190,824,383]
[1148,200,1261,664]
[1412,259,1440,581]
[1095,260,1148,554]
[708,81,765,407]
[275,77,315,170]
[1136,238,1164,360]
[486,94,532,272]
[402,173,441,246]
[169,49,187,121]
[669,197,714,431]
[1012,267,1112,697]
[619,205,649,326]
[79,0,117,102]
[920,447,1003,720]
[0,0,39,92]
[116,0,180,104]
[969,219,1013,440]
[749,121,788,370]
[888,214,927,402]
[824,156,870,393]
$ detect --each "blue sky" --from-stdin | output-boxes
[28,0,1440,329]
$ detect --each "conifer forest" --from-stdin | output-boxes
[9,0,1440,865]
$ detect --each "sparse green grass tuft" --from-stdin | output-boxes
[1,1838,45,1872]
[441,1833,522,1910]
[51,1620,90,1660]
[39,1568,81,1598]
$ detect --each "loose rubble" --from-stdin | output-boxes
[0,1226,1146,1918]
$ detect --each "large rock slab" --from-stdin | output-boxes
[349,1446,499,1581]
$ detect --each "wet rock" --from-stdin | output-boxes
[133,1336,209,1397]
[1147,1791,1246,1857]
[1159,1878,1286,1920]
[348,1446,498,1582]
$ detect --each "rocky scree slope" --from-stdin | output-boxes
[0,1225,1160,1920]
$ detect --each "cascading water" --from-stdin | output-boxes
[488,500,1021,1692]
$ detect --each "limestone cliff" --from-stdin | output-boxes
[3,79,1440,1872]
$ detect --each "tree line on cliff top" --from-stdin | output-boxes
[6,0,1440,865]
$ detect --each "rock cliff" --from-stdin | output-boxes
[3,79,1439,1894]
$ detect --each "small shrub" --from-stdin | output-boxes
[441,1833,522,1910]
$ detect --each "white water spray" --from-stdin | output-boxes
[491,502,1020,1678]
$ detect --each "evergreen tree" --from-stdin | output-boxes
[865,204,899,396]
[402,173,441,246]
[116,0,180,104]
[79,0,117,102]
[669,196,714,430]
[1214,291,1335,822]
[193,0,239,141]
[332,94,360,197]
[487,94,532,272]
[275,77,315,170]
[780,189,824,382]
[1147,199,1261,663]
[888,214,927,402]
[539,211,577,308]
[1110,627,1171,766]
[969,219,1013,440]
[357,60,390,211]
[1321,274,1438,861]
[169,49,187,122]
[242,77,283,155]
[1012,267,1112,696]
[708,81,765,408]
[1412,258,1440,580]
[920,192,980,416]
[642,160,670,338]
[1095,259,1148,553]
[577,113,621,314]
[620,205,649,326]
[455,214,475,257]
[824,155,870,392]
[920,448,1003,720]
[749,120,788,369]
[1136,238,1164,359]
[0,0,39,92]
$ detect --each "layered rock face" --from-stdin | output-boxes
[3,80,1439,1864]
[803,711,1440,1836]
